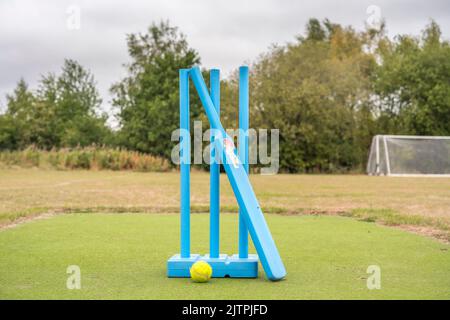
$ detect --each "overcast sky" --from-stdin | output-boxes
[1,0,449,116]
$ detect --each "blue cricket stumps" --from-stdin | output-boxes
[167,66,286,281]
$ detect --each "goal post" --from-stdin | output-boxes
[367,135,450,177]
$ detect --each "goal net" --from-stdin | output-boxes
[367,135,450,176]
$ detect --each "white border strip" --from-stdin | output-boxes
[379,135,450,140]
[388,174,450,177]
[383,136,391,175]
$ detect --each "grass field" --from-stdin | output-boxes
[0,169,449,299]
[1,213,449,299]
[1,169,449,239]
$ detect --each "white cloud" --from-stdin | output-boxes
[1,0,449,115]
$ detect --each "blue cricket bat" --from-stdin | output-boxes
[189,67,286,281]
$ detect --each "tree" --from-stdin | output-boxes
[112,21,201,159]
[52,59,109,147]
[5,79,34,117]
[305,18,327,41]
[0,79,36,149]
[0,114,21,150]
[239,19,376,172]
[374,20,450,135]
[0,60,110,150]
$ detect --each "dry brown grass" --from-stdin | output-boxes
[0,169,449,232]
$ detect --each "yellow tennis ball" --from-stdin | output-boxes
[190,261,213,283]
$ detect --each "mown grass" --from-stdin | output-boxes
[349,208,450,230]
[1,169,449,299]
[1,213,449,300]
[1,169,449,239]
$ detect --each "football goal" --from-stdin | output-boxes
[367,135,450,177]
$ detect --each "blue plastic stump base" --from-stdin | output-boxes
[167,254,259,278]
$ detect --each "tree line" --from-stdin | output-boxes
[1,19,449,172]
